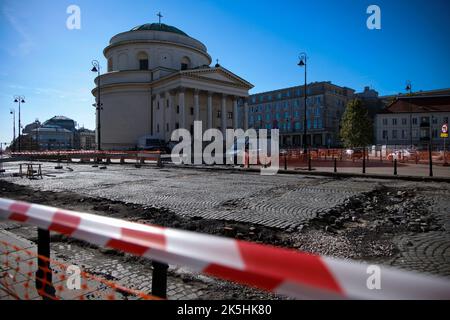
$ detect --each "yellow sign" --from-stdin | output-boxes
[442,133,449,138]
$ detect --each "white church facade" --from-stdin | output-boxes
[92,22,253,150]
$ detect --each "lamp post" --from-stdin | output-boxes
[35,119,40,151]
[298,53,308,155]
[13,96,25,152]
[91,60,102,151]
[406,81,412,148]
[9,109,16,152]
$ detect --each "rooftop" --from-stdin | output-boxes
[381,95,450,113]
[130,23,189,37]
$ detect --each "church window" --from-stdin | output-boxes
[181,56,191,70]
[217,111,221,118]
[140,59,148,70]
[176,105,180,114]
[166,123,169,131]
[175,122,180,129]
[228,112,233,119]
[137,52,149,70]
[190,107,194,115]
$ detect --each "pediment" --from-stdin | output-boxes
[181,67,254,89]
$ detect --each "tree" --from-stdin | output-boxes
[339,99,373,148]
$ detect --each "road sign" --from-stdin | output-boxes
[441,133,449,138]
[442,124,448,134]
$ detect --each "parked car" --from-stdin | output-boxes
[225,137,275,165]
[387,149,416,161]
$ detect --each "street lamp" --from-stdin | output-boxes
[13,96,25,152]
[34,119,40,151]
[91,60,103,151]
[9,109,16,152]
[298,52,308,154]
[406,81,413,148]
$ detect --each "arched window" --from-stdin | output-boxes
[137,52,149,70]
[181,56,191,70]
[107,58,113,72]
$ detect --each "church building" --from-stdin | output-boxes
[92,19,254,150]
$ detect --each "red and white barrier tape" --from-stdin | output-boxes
[0,198,449,300]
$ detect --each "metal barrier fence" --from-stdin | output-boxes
[275,147,450,177]
[8,151,164,168]
[1,198,450,300]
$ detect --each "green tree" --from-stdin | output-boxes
[339,99,373,148]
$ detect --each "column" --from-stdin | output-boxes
[244,100,249,131]
[159,93,165,139]
[194,89,200,122]
[207,92,213,129]
[165,91,174,140]
[152,94,157,137]
[221,94,227,136]
[178,88,186,129]
[233,97,239,129]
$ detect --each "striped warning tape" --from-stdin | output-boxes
[0,198,449,300]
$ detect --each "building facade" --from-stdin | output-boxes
[375,95,450,149]
[31,125,74,150]
[245,82,355,147]
[93,23,253,150]
[78,128,96,150]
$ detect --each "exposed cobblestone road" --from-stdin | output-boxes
[1,162,380,230]
[1,162,449,299]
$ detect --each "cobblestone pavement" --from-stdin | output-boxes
[388,189,450,277]
[1,162,382,230]
[1,162,449,299]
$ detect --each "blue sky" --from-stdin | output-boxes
[1,0,449,145]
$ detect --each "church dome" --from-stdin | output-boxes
[130,23,189,37]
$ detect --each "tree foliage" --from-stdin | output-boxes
[339,99,373,148]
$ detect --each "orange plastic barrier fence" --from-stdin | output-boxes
[0,240,158,300]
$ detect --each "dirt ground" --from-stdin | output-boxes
[1,178,448,299]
